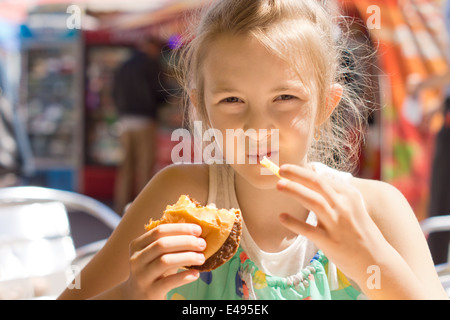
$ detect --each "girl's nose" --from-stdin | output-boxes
[243,108,274,134]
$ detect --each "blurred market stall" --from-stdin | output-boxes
[0,0,205,201]
[339,0,449,220]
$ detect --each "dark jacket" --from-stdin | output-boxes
[113,50,165,119]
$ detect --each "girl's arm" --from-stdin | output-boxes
[277,164,448,300]
[354,178,448,299]
[58,164,209,300]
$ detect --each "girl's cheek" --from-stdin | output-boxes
[278,114,313,138]
[208,108,242,130]
[274,103,313,125]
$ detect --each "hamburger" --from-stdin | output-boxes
[145,195,242,271]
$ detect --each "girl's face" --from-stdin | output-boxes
[199,34,321,188]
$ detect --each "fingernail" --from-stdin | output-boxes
[279,213,289,222]
[186,271,199,281]
[191,225,202,235]
[277,179,289,188]
[198,254,205,264]
[197,238,206,249]
[279,164,290,174]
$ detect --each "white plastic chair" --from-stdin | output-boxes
[0,186,121,299]
[420,215,450,297]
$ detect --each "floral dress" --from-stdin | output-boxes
[168,246,365,300]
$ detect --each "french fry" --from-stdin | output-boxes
[260,156,281,178]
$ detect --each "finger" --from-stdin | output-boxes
[277,178,337,226]
[279,164,340,206]
[148,251,205,282]
[279,213,326,244]
[154,269,200,296]
[132,235,207,270]
[132,223,202,252]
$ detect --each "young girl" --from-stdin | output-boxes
[59,0,447,300]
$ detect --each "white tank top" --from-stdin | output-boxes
[206,162,353,278]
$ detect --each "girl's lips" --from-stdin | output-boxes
[246,151,278,163]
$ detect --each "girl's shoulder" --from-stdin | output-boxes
[350,176,408,214]
[123,163,210,227]
[145,163,210,206]
[349,177,410,217]
[348,176,420,243]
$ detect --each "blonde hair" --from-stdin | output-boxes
[172,0,373,172]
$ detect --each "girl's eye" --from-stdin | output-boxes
[221,97,242,104]
[275,95,296,101]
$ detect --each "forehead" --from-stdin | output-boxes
[202,34,311,92]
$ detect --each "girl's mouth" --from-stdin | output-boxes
[246,151,278,164]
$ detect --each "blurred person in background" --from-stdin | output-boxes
[0,59,34,187]
[409,0,450,265]
[112,37,166,215]
[0,86,19,187]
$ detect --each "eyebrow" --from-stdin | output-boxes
[271,86,299,92]
[271,84,309,96]
[210,86,240,95]
[210,82,309,96]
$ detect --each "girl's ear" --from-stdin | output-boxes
[316,83,343,125]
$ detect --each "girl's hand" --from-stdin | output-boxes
[276,164,390,287]
[124,223,206,299]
